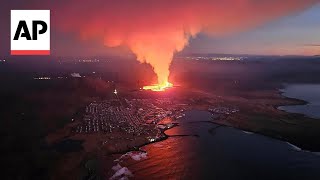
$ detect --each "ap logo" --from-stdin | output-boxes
[11,10,50,55]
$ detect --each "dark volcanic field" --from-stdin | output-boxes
[0,56,320,179]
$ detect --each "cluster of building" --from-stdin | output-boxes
[126,98,176,124]
[33,77,51,80]
[74,98,186,135]
[208,106,239,115]
[33,72,100,80]
[77,59,100,63]
[75,101,143,135]
[183,56,246,61]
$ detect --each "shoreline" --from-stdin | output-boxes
[107,85,317,154]
[211,87,320,152]
[107,104,320,179]
[107,123,178,155]
[48,86,320,179]
[110,86,319,158]
[277,86,320,119]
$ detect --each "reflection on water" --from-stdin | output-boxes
[119,110,320,180]
[279,84,320,119]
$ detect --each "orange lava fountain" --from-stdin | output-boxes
[143,81,173,92]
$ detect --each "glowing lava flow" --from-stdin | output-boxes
[143,82,173,92]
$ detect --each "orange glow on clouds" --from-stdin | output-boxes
[50,0,318,84]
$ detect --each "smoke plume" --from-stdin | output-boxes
[49,0,318,84]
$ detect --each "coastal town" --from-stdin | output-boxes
[73,97,241,136]
[70,98,187,146]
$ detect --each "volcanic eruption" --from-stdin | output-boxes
[48,0,318,91]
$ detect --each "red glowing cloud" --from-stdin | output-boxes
[48,0,318,84]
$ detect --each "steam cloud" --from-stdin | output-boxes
[49,0,318,84]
